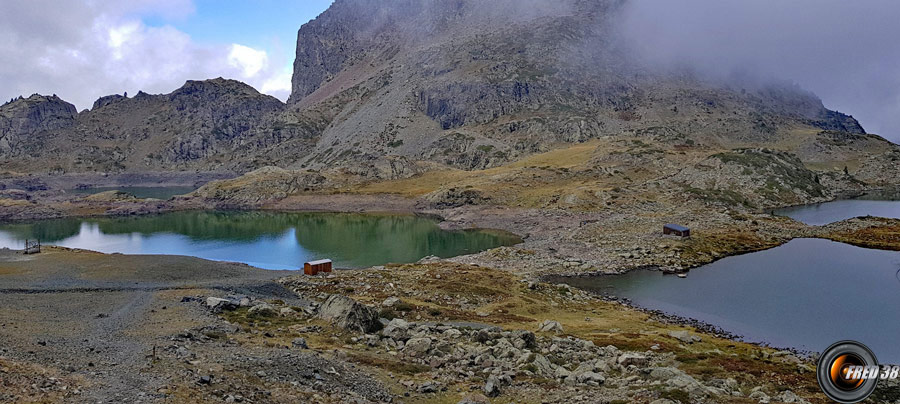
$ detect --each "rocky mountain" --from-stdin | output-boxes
[0,94,76,156]
[282,0,878,178]
[0,0,896,193]
[0,79,326,174]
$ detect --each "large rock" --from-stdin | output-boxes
[381,318,411,341]
[402,337,432,358]
[536,319,563,333]
[668,330,701,344]
[483,376,501,397]
[316,295,380,333]
[617,353,648,367]
[248,303,277,317]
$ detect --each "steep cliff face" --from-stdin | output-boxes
[284,0,869,178]
[0,0,885,181]
[0,95,76,154]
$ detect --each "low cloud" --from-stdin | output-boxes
[617,0,900,141]
[0,0,291,110]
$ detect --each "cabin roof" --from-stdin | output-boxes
[306,259,332,265]
[664,223,689,232]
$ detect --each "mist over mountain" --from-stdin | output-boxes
[616,0,900,141]
[0,0,894,182]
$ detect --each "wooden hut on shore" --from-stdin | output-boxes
[304,259,333,275]
[663,224,690,238]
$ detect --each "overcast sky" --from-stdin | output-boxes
[0,0,332,108]
[2,1,899,143]
[619,0,900,141]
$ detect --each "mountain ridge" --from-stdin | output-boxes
[0,0,893,193]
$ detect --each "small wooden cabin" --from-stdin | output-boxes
[663,224,690,238]
[304,259,333,275]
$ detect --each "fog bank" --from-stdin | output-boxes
[618,0,900,141]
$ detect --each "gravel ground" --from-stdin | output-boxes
[0,247,310,402]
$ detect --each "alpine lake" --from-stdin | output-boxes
[553,196,900,363]
[0,211,522,270]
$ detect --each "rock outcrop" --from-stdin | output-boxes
[0,94,76,154]
[315,294,380,333]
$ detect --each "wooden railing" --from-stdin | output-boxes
[24,239,40,254]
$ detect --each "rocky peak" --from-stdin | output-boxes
[92,94,127,110]
[171,78,275,100]
[0,94,76,132]
[289,0,591,103]
[0,93,76,154]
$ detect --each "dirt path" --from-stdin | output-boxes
[0,247,302,402]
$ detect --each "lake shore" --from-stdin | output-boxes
[4,180,900,402]
[1,246,869,403]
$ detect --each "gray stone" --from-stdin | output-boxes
[402,337,432,357]
[316,295,380,333]
[617,353,648,367]
[536,319,563,333]
[382,318,411,340]
[248,303,277,317]
[668,330,701,344]
[483,376,501,397]
[381,297,400,307]
[291,338,308,349]
[749,390,770,403]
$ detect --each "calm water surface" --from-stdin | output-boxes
[776,194,900,225]
[0,211,521,269]
[557,239,900,363]
[68,186,197,200]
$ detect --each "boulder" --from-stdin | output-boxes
[531,354,556,377]
[381,297,400,307]
[443,328,463,339]
[382,318,411,340]
[483,376,501,397]
[511,330,537,349]
[668,330,701,344]
[403,337,432,357]
[749,390,770,403]
[316,295,380,333]
[291,338,308,349]
[536,319,563,333]
[205,297,231,310]
[617,353,648,367]
[248,303,277,317]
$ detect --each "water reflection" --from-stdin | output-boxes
[555,239,900,362]
[775,194,900,225]
[0,211,521,269]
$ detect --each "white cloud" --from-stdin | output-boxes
[260,67,293,99]
[228,44,269,77]
[0,0,291,110]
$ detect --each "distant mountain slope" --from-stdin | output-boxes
[284,0,872,178]
[0,0,892,185]
[0,79,325,173]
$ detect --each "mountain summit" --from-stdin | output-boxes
[0,0,887,181]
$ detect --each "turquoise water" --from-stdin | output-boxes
[0,211,521,270]
[556,239,900,362]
